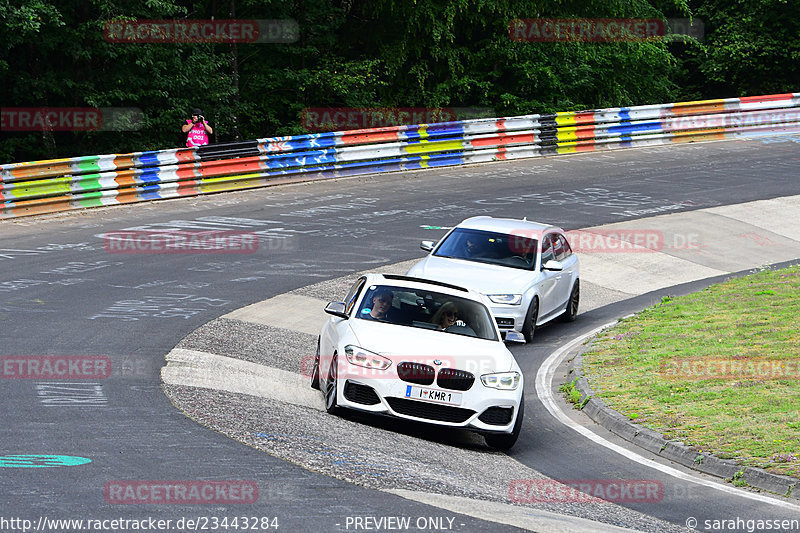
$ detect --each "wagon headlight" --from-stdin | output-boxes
[488,294,522,305]
[344,345,392,370]
[481,371,521,390]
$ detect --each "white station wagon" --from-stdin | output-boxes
[407,216,580,342]
[311,273,525,449]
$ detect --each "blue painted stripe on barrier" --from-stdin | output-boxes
[619,108,631,122]
[608,121,662,135]
[138,170,162,184]
[137,151,163,167]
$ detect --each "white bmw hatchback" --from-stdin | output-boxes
[407,216,580,342]
[311,273,525,449]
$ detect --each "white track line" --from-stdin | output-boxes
[535,323,800,512]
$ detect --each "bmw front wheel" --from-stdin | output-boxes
[324,352,340,414]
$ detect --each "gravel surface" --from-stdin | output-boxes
[163,383,686,532]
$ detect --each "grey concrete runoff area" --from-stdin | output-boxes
[163,194,800,532]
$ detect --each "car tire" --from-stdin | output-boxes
[561,279,580,323]
[484,396,524,450]
[310,337,321,390]
[522,297,539,343]
[324,352,340,414]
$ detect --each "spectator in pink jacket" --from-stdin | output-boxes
[182,108,213,147]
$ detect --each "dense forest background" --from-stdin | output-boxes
[1,0,798,163]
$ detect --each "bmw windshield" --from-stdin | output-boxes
[434,228,538,270]
[356,284,498,341]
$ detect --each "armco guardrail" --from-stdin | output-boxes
[2,93,799,218]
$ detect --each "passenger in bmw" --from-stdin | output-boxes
[432,302,463,330]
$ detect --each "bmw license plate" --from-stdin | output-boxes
[405,385,462,406]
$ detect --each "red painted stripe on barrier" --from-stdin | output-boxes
[575,125,596,140]
[496,119,508,132]
[574,112,596,124]
[10,195,73,216]
[573,142,597,152]
[197,156,262,177]
[175,148,198,162]
[7,162,72,180]
[341,129,403,145]
[670,101,726,116]
[739,93,795,104]
[177,181,200,196]
[175,165,199,179]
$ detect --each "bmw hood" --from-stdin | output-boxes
[408,255,533,295]
[349,321,517,373]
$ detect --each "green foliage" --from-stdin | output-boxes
[1,0,797,163]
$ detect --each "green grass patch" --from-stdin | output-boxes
[582,265,800,478]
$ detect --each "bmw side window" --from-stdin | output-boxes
[556,234,572,261]
[344,277,366,315]
[541,235,555,267]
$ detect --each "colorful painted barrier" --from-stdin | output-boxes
[2,93,799,218]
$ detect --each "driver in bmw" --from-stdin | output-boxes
[365,289,394,320]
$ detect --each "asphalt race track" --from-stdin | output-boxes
[1,136,800,532]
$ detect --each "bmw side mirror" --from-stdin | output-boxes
[503,330,526,344]
[420,240,434,252]
[542,260,563,271]
[324,301,349,319]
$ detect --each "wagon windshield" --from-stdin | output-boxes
[434,228,537,270]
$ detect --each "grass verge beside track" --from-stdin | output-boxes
[581,265,800,480]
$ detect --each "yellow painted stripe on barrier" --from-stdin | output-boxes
[555,112,577,126]
[197,173,265,193]
[419,155,430,168]
[403,140,464,154]
[672,130,727,143]
[556,127,578,142]
[417,125,428,140]
[7,178,72,199]
[672,128,726,137]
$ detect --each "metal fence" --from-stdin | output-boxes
[2,93,799,218]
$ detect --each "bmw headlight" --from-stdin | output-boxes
[344,345,392,370]
[488,294,523,305]
[481,371,521,390]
